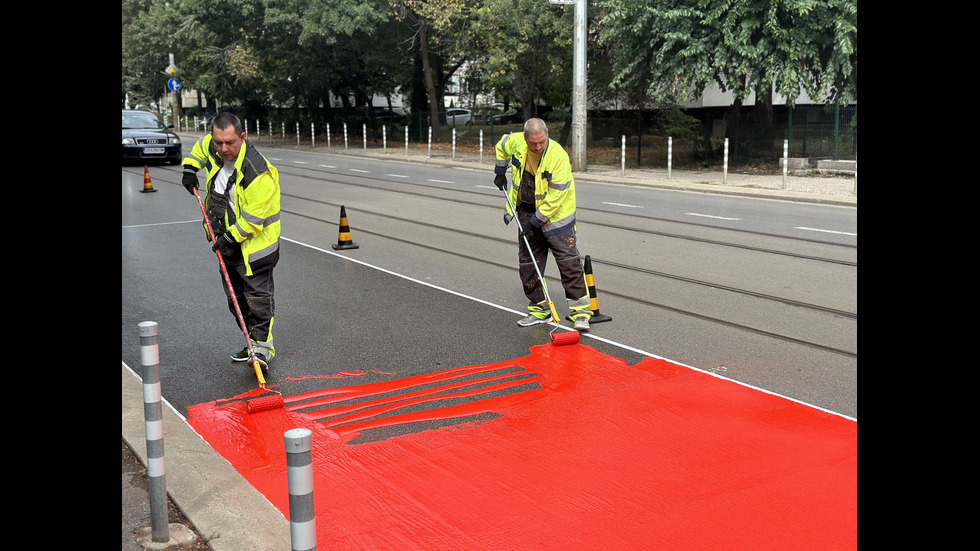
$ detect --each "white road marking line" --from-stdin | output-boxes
[685,212,741,221]
[427,179,454,183]
[603,202,645,208]
[795,226,857,236]
[387,174,408,178]
[350,168,370,173]
[318,165,335,168]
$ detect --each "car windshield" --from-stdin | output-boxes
[123,113,166,130]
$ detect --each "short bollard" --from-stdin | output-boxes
[139,321,169,543]
[285,428,316,551]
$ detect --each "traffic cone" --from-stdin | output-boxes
[584,255,611,323]
[140,165,157,193]
[331,205,359,250]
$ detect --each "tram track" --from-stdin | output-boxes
[127,163,856,359]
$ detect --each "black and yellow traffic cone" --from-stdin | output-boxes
[331,205,359,250]
[140,165,157,193]
[584,255,611,323]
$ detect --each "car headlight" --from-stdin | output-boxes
[122,137,136,145]
[170,136,181,145]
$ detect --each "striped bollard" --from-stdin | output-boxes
[621,135,626,175]
[285,428,317,551]
[139,321,169,543]
[584,256,612,323]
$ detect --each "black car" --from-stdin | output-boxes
[122,110,182,165]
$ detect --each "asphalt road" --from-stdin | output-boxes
[122,151,856,549]
[123,148,856,419]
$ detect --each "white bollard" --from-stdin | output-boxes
[269,121,273,141]
[723,138,729,185]
[383,125,387,152]
[480,130,484,164]
[296,122,300,146]
[311,122,315,148]
[285,429,317,551]
[282,121,286,144]
[453,128,457,160]
[344,123,348,150]
[327,123,331,149]
[405,126,409,157]
[139,321,169,543]
[782,139,788,190]
[428,126,432,158]
[667,136,673,181]
[363,123,367,150]
[621,135,626,175]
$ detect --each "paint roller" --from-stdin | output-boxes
[499,182,580,347]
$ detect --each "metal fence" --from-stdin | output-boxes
[189,104,856,170]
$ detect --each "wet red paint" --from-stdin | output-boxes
[187,344,857,550]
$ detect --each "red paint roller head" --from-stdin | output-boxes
[551,331,581,346]
[246,394,285,413]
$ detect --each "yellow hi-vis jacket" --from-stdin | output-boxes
[183,135,281,276]
[494,132,577,236]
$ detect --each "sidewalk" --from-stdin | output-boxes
[176,131,857,207]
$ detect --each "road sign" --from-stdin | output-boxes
[168,78,181,92]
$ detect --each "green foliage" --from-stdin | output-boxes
[597,0,856,106]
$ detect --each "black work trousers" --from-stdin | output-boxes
[220,263,275,347]
[515,208,586,306]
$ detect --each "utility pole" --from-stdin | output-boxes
[569,0,587,172]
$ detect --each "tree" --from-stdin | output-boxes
[389,0,477,132]
[472,0,574,120]
[598,0,857,155]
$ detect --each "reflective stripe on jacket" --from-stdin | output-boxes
[494,132,576,236]
[183,135,281,276]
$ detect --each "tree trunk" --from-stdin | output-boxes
[419,23,441,130]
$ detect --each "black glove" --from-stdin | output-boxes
[211,232,236,257]
[494,174,508,191]
[182,171,199,195]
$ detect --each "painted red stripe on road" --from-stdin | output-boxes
[187,344,856,550]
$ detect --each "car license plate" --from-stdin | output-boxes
[143,147,165,154]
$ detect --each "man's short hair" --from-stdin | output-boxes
[524,118,548,136]
[211,112,243,135]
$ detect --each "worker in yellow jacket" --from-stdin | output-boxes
[181,113,282,368]
[494,118,592,331]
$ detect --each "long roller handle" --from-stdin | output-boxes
[192,188,265,384]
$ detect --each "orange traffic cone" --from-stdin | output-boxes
[584,255,611,323]
[331,205,359,250]
[140,165,157,193]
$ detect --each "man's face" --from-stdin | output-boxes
[212,125,245,161]
[525,131,548,155]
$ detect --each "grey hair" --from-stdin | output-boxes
[523,118,548,136]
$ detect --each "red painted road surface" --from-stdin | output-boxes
[187,343,857,550]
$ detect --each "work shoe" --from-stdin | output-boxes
[231,347,250,362]
[518,314,550,327]
[573,317,591,332]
